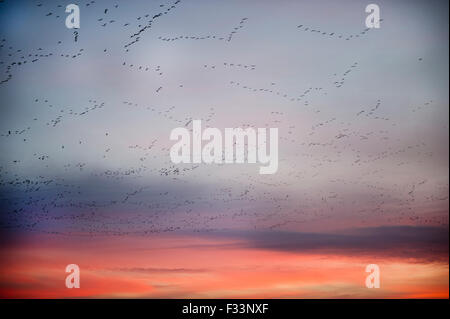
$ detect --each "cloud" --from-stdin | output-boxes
[113,267,208,274]
[193,226,449,262]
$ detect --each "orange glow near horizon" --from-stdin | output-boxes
[0,233,448,299]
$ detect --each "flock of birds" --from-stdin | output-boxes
[0,0,447,238]
[296,23,375,41]
[158,17,248,42]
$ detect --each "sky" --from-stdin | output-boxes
[0,0,448,298]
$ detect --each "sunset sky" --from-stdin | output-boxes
[1,229,448,298]
[0,0,448,298]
